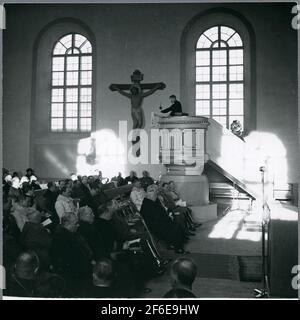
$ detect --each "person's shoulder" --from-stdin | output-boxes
[163,288,196,298]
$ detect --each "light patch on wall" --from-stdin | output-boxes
[76,129,125,178]
[44,149,70,176]
[244,132,288,187]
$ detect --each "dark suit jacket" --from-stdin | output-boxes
[140,198,184,247]
[51,226,93,292]
[21,222,52,269]
[78,221,108,259]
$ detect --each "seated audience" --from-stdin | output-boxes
[140,170,154,191]
[140,184,187,254]
[55,185,76,222]
[25,168,35,180]
[159,183,194,237]
[78,206,108,259]
[163,258,197,298]
[71,179,86,200]
[168,180,181,201]
[111,172,125,187]
[20,207,52,270]
[130,180,146,212]
[6,251,40,297]
[43,181,59,225]
[160,183,200,234]
[10,193,30,232]
[34,272,66,298]
[95,200,118,256]
[124,171,139,185]
[51,212,94,297]
[89,258,116,298]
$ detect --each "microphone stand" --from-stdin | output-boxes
[254,166,270,298]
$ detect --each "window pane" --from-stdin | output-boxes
[66,103,78,117]
[220,26,235,41]
[229,65,243,81]
[80,103,92,117]
[196,100,210,115]
[212,50,227,65]
[228,33,243,47]
[66,71,79,86]
[51,103,63,118]
[60,34,72,49]
[66,56,79,71]
[81,56,92,70]
[51,118,63,131]
[81,40,92,53]
[212,84,227,99]
[66,88,78,102]
[81,71,92,85]
[80,88,92,102]
[203,26,219,42]
[229,49,243,65]
[229,99,244,115]
[52,72,64,86]
[51,89,64,102]
[52,57,64,71]
[75,34,87,48]
[229,116,244,129]
[196,51,210,66]
[66,118,78,131]
[212,66,226,81]
[196,34,212,48]
[212,115,227,127]
[229,84,243,99]
[53,42,67,55]
[212,100,227,115]
[196,84,210,99]
[196,67,210,82]
[80,118,92,131]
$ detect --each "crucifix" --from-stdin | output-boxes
[109,70,166,156]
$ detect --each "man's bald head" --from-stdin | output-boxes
[170,258,197,289]
[61,212,79,232]
[78,206,94,224]
[15,251,40,280]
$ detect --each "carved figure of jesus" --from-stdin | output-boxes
[109,70,166,130]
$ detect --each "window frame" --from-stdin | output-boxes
[180,9,256,135]
[50,32,93,133]
[195,25,244,129]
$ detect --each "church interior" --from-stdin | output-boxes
[1,2,299,299]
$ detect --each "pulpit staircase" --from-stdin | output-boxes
[205,119,261,213]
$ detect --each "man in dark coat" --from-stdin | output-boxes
[51,212,94,297]
[77,206,108,259]
[163,258,197,298]
[20,208,52,270]
[159,95,182,116]
[140,185,186,253]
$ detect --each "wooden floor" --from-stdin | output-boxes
[140,208,263,298]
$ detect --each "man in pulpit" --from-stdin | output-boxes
[159,95,182,116]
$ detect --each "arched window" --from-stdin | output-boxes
[195,25,244,129]
[51,33,92,132]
